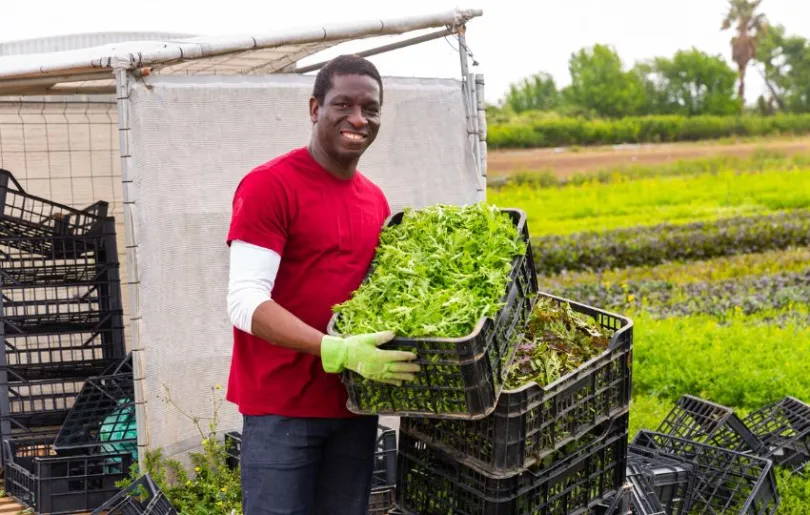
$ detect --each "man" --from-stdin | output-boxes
[225,54,420,514]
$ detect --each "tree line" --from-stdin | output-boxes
[494,0,808,120]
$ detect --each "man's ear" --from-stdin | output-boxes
[309,97,319,123]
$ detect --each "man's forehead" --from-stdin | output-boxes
[330,74,379,90]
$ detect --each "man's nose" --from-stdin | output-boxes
[347,106,367,127]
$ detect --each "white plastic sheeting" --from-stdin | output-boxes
[124,73,480,458]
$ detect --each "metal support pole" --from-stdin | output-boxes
[295,27,453,74]
[457,29,485,200]
[114,67,149,465]
[475,73,487,198]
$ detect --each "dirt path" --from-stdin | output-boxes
[487,136,810,177]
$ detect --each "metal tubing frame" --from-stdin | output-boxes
[114,67,149,465]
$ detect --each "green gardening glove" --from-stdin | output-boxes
[321,331,421,386]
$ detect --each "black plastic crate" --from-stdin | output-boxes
[0,376,85,434]
[400,292,633,476]
[53,354,135,458]
[3,432,133,514]
[656,394,764,454]
[625,469,666,515]
[589,482,633,515]
[90,473,177,515]
[372,424,397,489]
[224,430,241,470]
[1,281,123,334]
[1,327,127,383]
[630,431,780,514]
[397,412,629,515]
[742,396,810,473]
[0,217,118,263]
[326,208,538,420]
[0,168,109,242]
[625,458,692,515]
[1,258,120,288]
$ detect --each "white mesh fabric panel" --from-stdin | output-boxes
[125,73,479,457]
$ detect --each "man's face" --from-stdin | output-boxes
[310,73,381,165]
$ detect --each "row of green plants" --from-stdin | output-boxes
[552,268,810,320]
[487,113,810,148]
[489,163,810,236]
[530,209,810,275]
[545,246,810,289]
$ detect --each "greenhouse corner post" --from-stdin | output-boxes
[114,66,150,466]
[457,28,486,202]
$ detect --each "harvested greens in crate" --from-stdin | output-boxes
[401,292,633,475]
[327,203,537,419]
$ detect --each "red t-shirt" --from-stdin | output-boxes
[225,147,390,418]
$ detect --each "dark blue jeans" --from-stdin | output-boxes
[240,413,379,515]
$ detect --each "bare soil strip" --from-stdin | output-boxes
[487,136,810,177]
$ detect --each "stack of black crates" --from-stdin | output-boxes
[623,394,798,514]
[0,168,135,513]
[326,208,635,515]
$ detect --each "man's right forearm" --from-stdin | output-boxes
[250,300,325,356]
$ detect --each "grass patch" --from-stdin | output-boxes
[630,309,810,411]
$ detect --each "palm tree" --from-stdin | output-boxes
[722,0,768,112]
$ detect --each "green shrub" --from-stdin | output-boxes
[487,113,810,148]
[117,385,243,515]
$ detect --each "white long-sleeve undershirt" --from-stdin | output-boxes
[227,240,281,334]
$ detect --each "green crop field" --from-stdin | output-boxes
[489,152,810,512]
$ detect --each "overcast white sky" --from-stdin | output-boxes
[1,0,808,106]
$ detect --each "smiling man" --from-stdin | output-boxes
[225,55,420,514]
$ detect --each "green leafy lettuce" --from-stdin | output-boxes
[333,202,526,338]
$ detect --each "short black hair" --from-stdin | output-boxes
[311,54,383,106]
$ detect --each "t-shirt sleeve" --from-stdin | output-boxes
[226,170,289,255]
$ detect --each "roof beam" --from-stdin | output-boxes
[295,27,455,74]
[0,71,113,95]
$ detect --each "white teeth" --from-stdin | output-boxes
[343,132,364,140]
